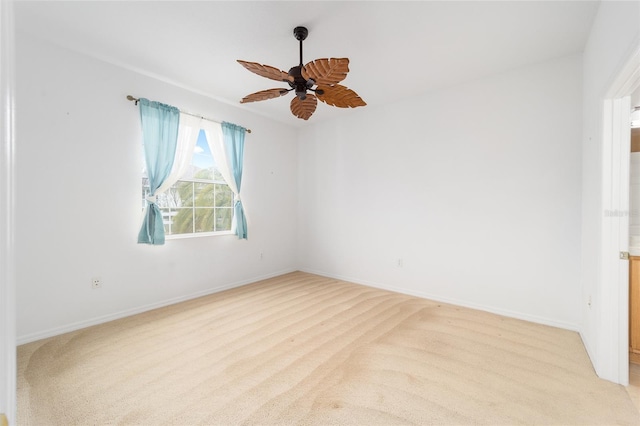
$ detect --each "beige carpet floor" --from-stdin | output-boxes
[17,271,640,425]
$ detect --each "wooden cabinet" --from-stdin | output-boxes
[630,256,640,364]
[631,128,640,152]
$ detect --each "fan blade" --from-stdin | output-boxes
[237,60,294,83]
[302,58,350,86]
[290,94,317,120]
[316,84,366,108]
[240,88,290,104]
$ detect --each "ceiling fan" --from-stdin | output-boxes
[237,26,366,120]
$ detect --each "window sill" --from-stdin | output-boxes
[165,231,235,240]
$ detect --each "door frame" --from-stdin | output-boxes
[602,45,640,385]
[0,0,16,423]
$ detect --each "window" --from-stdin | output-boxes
[142,129,234,237]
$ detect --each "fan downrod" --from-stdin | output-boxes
[293,26,308,41]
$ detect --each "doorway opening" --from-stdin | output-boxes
[630,99,640,404]
[602,45,640,386]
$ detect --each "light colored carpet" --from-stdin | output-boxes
[17,271,640,425]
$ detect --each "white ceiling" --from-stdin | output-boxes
[14,1,599,127]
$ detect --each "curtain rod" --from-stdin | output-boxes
[126,95,251,134]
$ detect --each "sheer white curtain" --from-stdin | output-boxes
[200,121,244,234]
[200,121,229,183]
[154,113,203,195]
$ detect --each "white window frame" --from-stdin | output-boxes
[141,129,235,239]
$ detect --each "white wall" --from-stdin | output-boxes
[298,54,583,330]
[581,1,640,382]
[15,34,299,343]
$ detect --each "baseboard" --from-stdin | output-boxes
[17,268,297,345]
[19,267,581,345]
[300,268,581,332]
[580,330,598,372]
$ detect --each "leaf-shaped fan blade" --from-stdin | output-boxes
[240,88,290,104]
[237,60,294,83]
[290,94,317,120]
[316,84,366,108]
[302,58,350,86]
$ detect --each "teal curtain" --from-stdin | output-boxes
[222,122,248,239]
[138,99,180,245]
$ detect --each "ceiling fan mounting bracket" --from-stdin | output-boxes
[293,26,308,41]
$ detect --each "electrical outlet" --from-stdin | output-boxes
[260,252,264,260]
[397,258,403,268]
[91,277,102,289]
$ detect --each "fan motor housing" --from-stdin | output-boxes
[288,65,309,99]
